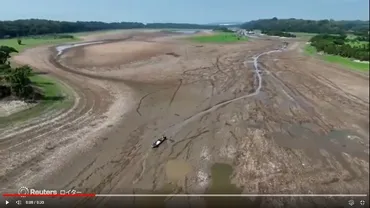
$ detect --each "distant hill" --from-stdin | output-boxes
[240,18,369,34]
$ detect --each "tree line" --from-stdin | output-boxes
[144,23,215,30]
[0,19,217,38]
[261,30,296,37]
[241,18,369,34]
[213,27,234,33]
[309,34,369,61]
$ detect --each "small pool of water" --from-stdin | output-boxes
[55,41,105,55]
[206,163,242,194]
[205,163,251,207]
[165,159,192,182]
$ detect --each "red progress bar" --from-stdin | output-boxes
[2,193,96,197]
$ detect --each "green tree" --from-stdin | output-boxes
[5,65,34,99]
[0,46,18,75]
[0,46,18,65]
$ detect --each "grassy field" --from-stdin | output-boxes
[190,32,248,43]
[304,45,369,72]
[304,44,317,55]
[30,74,70,104]
[0,36,80,52]
[0,29,125,52]
[0,74,73,125]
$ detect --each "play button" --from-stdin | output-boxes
[5,200,9,205]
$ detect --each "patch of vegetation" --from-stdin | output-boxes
[309,34,369,62]
[323,55,369,71]
[190,32,248,43]
[352,31,369,41]
[5,65,36,99]
[241,17,369,34]
[262,30,296,37]
[345,32,369,48]
[291,32,318,40]
[0,35,78,52]
[0,46,39,100]
[213,27,234,33]
[30,74,66,102]
[304,45,369,72]
[292,32,318,37]
[0,45,71,122]
[304,45,317,55]
[0,74,73,126]
[346,40,368,48]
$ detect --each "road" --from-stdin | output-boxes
[0,31,368,208]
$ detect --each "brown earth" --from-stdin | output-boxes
[0,31,368,207]
[62,41,173,67]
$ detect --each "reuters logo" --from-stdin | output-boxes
[18,187,29,197]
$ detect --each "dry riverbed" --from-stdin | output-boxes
[1,31,368,208]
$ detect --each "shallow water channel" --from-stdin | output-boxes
[55,41,105,55]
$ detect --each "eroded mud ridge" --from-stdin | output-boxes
[1,31,368,207]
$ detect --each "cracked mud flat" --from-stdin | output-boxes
[0,32,368,208]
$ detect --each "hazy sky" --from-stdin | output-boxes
[1,0,369,23]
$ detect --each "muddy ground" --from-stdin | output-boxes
[0,30,368,207]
